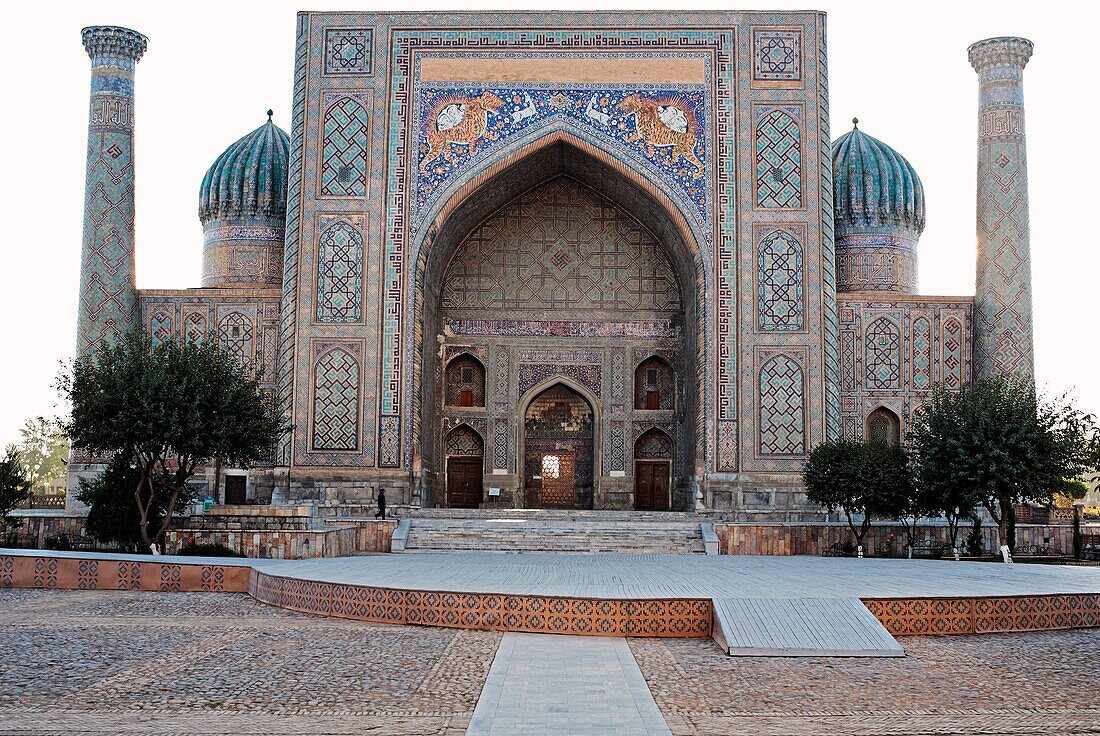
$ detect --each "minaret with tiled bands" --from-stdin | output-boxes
[75,26,147,356]
[969,37,1035,378]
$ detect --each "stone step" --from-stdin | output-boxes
[401,516,707,554]
[405,508,700,522]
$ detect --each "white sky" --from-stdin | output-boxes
[1,0,1096,448]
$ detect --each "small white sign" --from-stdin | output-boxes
[488,487,501,496]
[610,470,626,477]
[492,468,508,475]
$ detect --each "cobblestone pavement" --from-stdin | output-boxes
[5,589,1100,736]
[0,589,501,735]
[630,631,1100,735]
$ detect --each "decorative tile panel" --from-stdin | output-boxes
[416,85,709,229]
[752,26,803,86]
[312,344,361,452]
[756,226,804,331]
[754,104,803,209]
[757,351,806,456]
[319,92,371,197]
[323,28,373,76]
[315,216,365,324]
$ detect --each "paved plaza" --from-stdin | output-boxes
[2,589,1100,735]
[255,551,1100,598]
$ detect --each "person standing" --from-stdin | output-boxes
[374,488,387,520]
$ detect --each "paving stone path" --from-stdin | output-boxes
[3,589,1100,735]
[467,633,671,735]
[631,633,1100,735]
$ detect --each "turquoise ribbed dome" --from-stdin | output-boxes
[833,121,925,237]
[199,112,290,224]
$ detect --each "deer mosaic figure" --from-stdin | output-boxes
[419,91,506,174]
[617,94,704,179]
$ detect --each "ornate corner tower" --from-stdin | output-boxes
[969,36,1034,378]
[75,26,147,356]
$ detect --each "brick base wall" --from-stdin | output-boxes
[715,523,1077,556]
[164,525,357,559]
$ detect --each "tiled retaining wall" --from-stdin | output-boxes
[0,554,250,592]
[714,523,1078,556]
[865,595,1100,636]
[249,570,713,637]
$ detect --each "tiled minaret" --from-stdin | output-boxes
[969,37,1035,378]
[75,26,147,356]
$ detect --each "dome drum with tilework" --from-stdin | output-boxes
[832,120,926,294]
[198,112,290,288]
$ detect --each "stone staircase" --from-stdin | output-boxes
[398,509,708,554]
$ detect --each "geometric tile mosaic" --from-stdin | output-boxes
[315,218,364,323]
[758,353,805,456]
[312,347,361,452]
[864,317,901,391]
[757,228,804,331]
[320,93,371,197]
[755,106,802,208]
[752,26,803,85]
[323,28,373,76]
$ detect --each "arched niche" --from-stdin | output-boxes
[519,379,598,510]
[444,424,484,508]
[634,427,673,511]
[412,132,706,505]
[634,356,676,411]
[866,406,901,446]
[444,353,486,408]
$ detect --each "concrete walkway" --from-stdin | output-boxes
[467,633,671,736]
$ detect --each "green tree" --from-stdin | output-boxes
[76,453,197,552]
[0,446,32,529]
[803,439,913,552]
[16,416,69,493]
[1053,478,1090,508]
[964,516,985,557]
[909,403,984,555]
[907,375,1099,553]
[61,331,285,552]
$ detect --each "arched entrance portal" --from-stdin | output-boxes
[522,383,595,509]
[415,134,706,510]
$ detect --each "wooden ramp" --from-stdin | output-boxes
[711,597,904,657]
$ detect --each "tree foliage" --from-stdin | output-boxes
[61,331,286,551]
[803,439,913,549]
[908,374,1099,550]
[16,416,69,493]
[76,453,196,552]
[1053,478,1090,508]
[0,446,32,529]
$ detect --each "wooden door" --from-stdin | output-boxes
[447,458,483,508]
[539,452,575,508]
[224,475,246,505]
[634,461,670,511]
